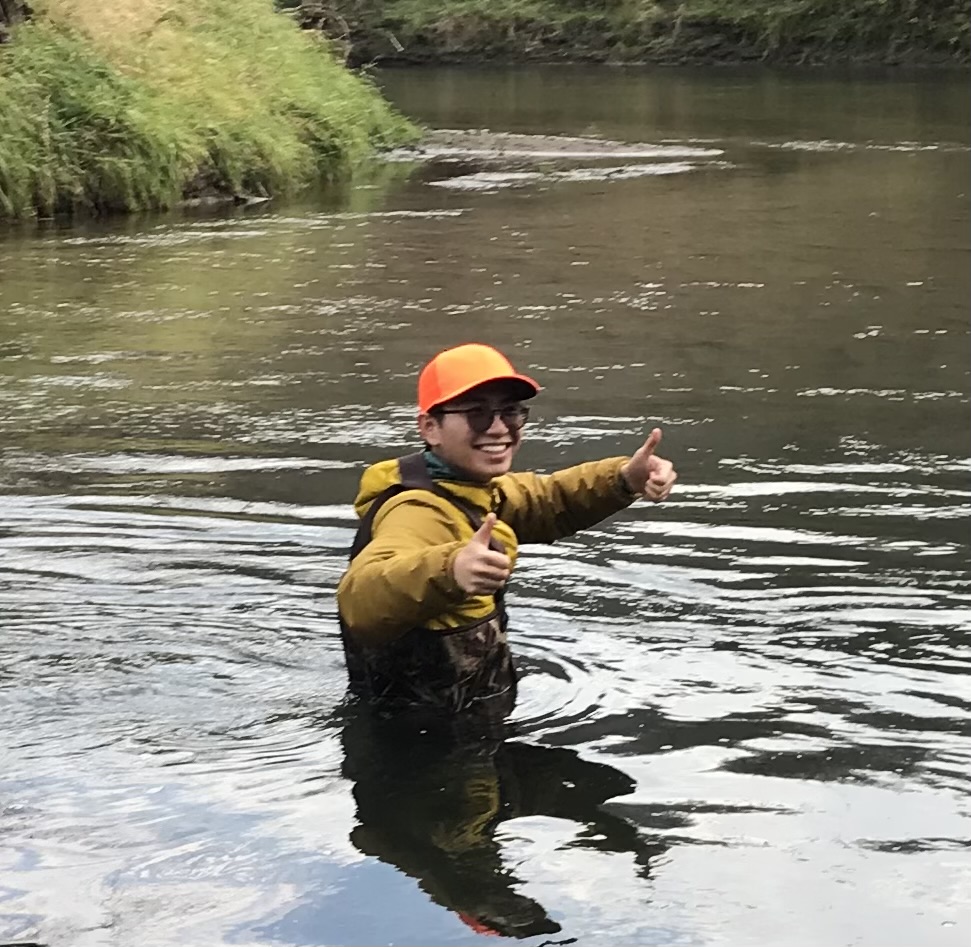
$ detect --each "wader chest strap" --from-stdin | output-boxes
[350,452,502,560]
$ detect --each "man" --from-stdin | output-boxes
[336,343,677,718]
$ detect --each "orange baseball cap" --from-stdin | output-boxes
[457,912,501,936]
[417,343,540,413]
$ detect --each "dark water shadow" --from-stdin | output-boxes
[337,706,668,940]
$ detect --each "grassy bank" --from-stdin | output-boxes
[291,1,970,65]
[0,0,416,219]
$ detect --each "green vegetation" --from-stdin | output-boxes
[0,0,416,219]
[289,0,970,65]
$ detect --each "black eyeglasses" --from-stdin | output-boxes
[436,404,530,434]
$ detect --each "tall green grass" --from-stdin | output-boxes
[0,0,416,219]
[303,0,970,64]
[686,0,970,58]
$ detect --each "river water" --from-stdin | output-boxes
[1,67,969,946]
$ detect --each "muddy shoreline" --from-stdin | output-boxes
[382,128,731,193]
[389,129,723,162]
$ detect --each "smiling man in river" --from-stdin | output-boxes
[336,343,677,719]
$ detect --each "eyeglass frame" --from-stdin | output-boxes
[432,404,531,434]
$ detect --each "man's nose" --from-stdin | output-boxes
[486,410,508,434]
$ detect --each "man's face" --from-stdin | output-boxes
[418,380,530,481]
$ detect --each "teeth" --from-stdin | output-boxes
[478,444,509,453]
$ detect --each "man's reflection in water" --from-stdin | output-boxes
[341,708,665,939]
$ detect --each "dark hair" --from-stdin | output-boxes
[420,407,443,450]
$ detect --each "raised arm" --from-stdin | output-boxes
[495,429,677,545]
[495,456,635,545]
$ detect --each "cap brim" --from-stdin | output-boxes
[433,374,540,410]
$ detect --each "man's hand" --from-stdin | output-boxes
[620,428,677,502]
[452,513,510,595]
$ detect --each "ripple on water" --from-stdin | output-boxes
[2,436,970,946]
[428,161,713,191]
[762,138,971,153]
[2,95,971,942]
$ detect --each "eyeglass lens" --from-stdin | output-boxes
[467,406,529,433]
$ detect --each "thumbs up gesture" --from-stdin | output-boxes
[620,427,677,503]
[451,513,511,596]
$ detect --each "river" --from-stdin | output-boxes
[1,66,969,946]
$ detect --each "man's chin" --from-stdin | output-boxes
[479,452,514,473]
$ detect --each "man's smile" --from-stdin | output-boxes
[474,442,513,454]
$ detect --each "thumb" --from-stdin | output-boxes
[470,512,497,546]
[641,427,662,457]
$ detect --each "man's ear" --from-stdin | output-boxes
[417,411,440,447]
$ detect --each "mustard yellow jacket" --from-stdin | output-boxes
[337,455,636,645]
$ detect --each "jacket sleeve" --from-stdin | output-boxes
[495,456,636,545]
[337,494,468,646]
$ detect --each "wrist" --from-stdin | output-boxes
[443,544,469,599]
[617,463,639,501]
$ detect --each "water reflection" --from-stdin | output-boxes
[340,709,665,940]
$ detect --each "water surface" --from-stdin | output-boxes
[1,66,969,946]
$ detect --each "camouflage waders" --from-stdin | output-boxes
[339,453,516,717]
